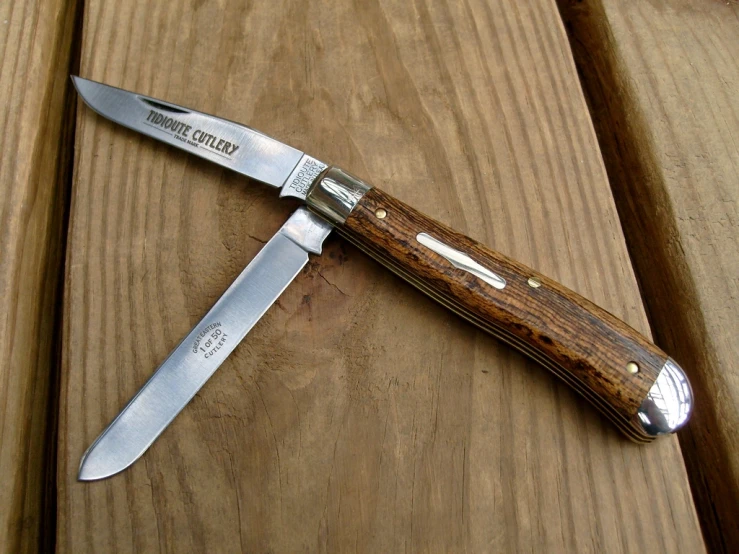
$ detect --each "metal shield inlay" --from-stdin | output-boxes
[416,233,506,290]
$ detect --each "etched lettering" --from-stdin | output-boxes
[287,158,325,196]
[143,109,242,157]
[192,322,222,354]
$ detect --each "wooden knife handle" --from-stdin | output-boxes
[306,168,692,442]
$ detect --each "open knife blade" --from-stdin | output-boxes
[72,76,326,198]
[78,208,332,480]
[73,76,692,475]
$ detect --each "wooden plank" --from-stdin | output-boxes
[557,1,739,551]
[57,0,705,552]
[0,1,80,552]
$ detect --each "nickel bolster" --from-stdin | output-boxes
[305,167,372,224]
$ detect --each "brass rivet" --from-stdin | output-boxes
[626,362,640,375]
[375,208,387,219]
[527,277,542,288]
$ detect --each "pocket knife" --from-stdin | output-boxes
[72,77,692,481]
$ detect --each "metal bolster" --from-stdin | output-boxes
[637,358,693,436]
[305,167,371,224]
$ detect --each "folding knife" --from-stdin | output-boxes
[72,77,692,481]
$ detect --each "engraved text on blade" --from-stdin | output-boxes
[145,109,241,157]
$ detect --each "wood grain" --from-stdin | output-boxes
[339,186,666,441]
[0,1,79,552]
[557,1,739,550]
[58,0,704,552]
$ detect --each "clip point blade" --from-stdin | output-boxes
[69,75,306,188]
[70,75,111,120]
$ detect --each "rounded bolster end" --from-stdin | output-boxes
[638,358,693,436]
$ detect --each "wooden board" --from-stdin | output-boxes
[557,1,739,550]
[57,0,705,552]
[0,1,79,552]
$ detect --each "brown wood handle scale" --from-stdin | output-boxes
[305,167,693,442]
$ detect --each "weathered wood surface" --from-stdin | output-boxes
[0,1,79,552]
[557,1,739,551]
[58,0,704,552]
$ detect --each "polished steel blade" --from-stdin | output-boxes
[72,76,325,195]
[78,208,333,481]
